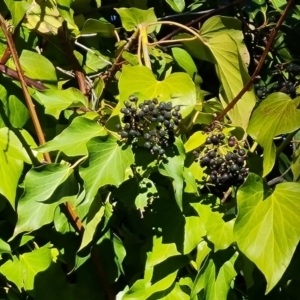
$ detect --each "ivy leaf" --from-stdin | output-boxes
[4,0,30,26]
[147,237,181,268]
[206,217,235,252]
[25,1,62,35]
[79,136,134,204]
[171,47,198,78]
[208,34,256,129]
[37,117,107,157]
[0,244,52,293]
[115,7,157,33]
[166,0,185,12]
[234,173,300,293]
[80,19,115,37]
[79,205,105,251]
[184,131,208,153]
[184,217,206,254]
[135,178,158,213]
[179,31,255,129]
[119,65,196,118]
[200,15,250,66]
[191,203,234,251]
[35,88,87,118]
[159,139,185,210]
[191,249,238,299]
[20,50,57,87]
[12,164,74,238]
[247,94,300,176]
[0,127,30,207]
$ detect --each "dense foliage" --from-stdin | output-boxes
[0,0,300,299]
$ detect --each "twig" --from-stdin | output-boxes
[0,14,51,162]
[148,21,206,45]
[215,0,295,121]
[103,29,139,81]
[0,22,21,64]
[0,13,85,243]
[91,246,116,300]
[0,63,47,90]
[159,0,245,41]
[59,22,89,102]
[139,24,151,70]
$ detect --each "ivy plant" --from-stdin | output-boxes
[0,0,300,299]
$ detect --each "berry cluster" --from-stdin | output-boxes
[254,64,300,100]
[116,96,181,155]
[193,133,249,193]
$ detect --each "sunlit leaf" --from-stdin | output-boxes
[0,244,52,293]
[79,135,134,204]
[119,65,196,118]
[234,173,300,293]
[115,7,157,33]
[247,94,300,176]
[37,117,107,156]
[191,249,238,299]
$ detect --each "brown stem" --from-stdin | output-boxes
[215,0,295,121]
[0,63,47,90]
[159,0,245,41]
[0,14,51,161]
[0,14,85,236]
[103,29,139,82]
[59,22,89,103]
[91,246,116,300]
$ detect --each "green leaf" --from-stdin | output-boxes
[0,244,52,293]
[0,83,30,128]
[234,173,300,293]
[166,0,185,12]
[79,19,115,37]
[115,7,157,33]
[4,0,30,26]
[171,47,197,78]
[0,127,30,206]
[20,50,57,87]
[35,88,87,118]
[135,178,158,213]
[85,50,111,73]
[37,117,107,157]
[119,65,196,118]
[0,238,11,256]
[79,204,105,251]
[159,139,185,210]
[292,146,300,181]
[208,34,256,129]
[191,249,238,299]
[79,135,134,204]
[147,236,181,268]
[205,216,235,252]
[184,216,205,254]
[184,131,208,153]
[200,15,250,67]
[247,94,300,176]
[13,164,74,237]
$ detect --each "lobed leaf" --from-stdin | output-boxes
[234,173,300,293]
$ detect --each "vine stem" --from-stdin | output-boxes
[148,20,207,45]
[0,13,85,238]
[159,0,245,41]
[0,14,51,162]
[215,0,296,121]
[138,23,152,70]
[148,35,197,46]
[103,28,139,81]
